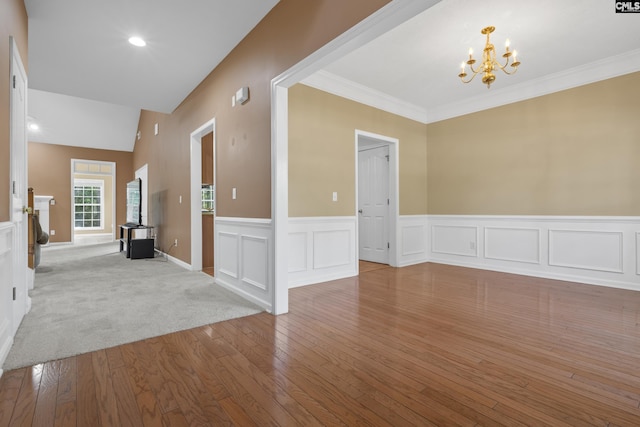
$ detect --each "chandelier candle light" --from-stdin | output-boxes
[458,26,520,88]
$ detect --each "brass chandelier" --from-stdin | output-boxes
[458,26,520,88]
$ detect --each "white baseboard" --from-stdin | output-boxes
[162,252,192,271]
[215,276,272,313]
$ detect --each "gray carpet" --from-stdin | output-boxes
[3,242,263,371]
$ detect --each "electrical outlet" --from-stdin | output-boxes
[332,191,338,202]
[174,239,178,247]
[50,229,56,236]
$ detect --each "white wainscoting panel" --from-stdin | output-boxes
[313,229,351,269]
[288,232,307,273]
[398,215,429,267]
[428,216,640,291]
[549,230,623,273]
[283,216,639,292]
[636,232,640,276]
[215,218,272,311]
[218,231,239,279]
[485,227,540,264]
[241,235,269,291]
[432,224,478,257]
[288,217,357,288]
[0,223,14,376]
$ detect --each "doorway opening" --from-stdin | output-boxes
[189,118,216,273]
[70,159,116,246]
[355,130,399,268]
[272,1,437,313]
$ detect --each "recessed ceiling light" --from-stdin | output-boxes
[28,123,39,131]
[128,36,146,47]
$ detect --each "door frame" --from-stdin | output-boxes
[355,130,399,267]
[189,118,215,272]
[70,159,117,244]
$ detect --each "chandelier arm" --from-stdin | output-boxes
[460,72,479,84]
[468,62,481,75]
[460,74,477,83]
[495,56,510,71]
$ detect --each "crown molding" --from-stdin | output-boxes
[429,48,640,123]
[301,48,640,125]
[301,70,429,123]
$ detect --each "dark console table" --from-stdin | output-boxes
[119,225,154,259]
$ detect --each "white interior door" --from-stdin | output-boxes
[358,145,389,264]
[9,37,29,334]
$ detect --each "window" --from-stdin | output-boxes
[202,184,214,212]
[74,179,104,230]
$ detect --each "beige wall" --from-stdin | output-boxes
[0,0,28,222]
[288,83,428,217]
[427,72,640,215]
[133,0,390,262]
[28,142,133,242]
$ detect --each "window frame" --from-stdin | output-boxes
[73,178,105,230]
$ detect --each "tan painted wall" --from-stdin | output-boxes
[288,84,428,217]
[427,72,640,215]
[133,0,390,262]
[28,142,133,242]
[0,0,28,222]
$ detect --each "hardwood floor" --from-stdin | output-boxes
[2,262,640,426]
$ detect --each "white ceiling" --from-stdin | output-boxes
[24,0,640,151]
[25,0,280,151]
[305,0,640,123]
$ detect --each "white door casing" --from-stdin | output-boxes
[9,36,30,334]
[190,118,215,272]
[358,145,390,264]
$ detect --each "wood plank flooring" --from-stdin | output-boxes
[2,262,640,426]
